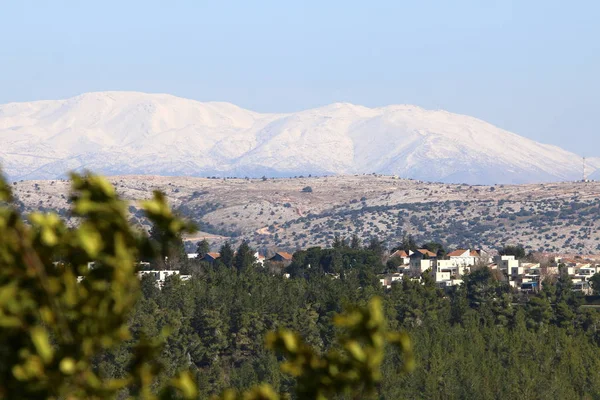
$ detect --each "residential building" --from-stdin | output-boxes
[389,250,411,265]
[254,251,266,266]
[520,281,540,293]
[447,249,492,268]
[522,263,541,283]
[495,255,522,288]
[409,249,437,277]
[379,272,404,289]
[575,266,600,282]
[573,281,593,295]
[269,251,293,263]
[436,259,470,278]
[202,252,221,263]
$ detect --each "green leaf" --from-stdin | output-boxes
[30,326,54,364]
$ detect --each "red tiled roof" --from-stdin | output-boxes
[206,252,221,259]
[448,249,468,257]
[561,258,579,264]
[277,252,293,260]
[417,249,437,257]
[391,250,409,258]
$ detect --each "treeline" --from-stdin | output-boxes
[95,243,600,399]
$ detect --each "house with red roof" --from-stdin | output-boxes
[269,251,293,263]
[389,249,412,265]
[409,249,438,277]
[201,252,221,263]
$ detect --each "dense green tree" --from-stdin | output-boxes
[219,241,235,268]
[332,233,347,249]
[591,272,600,295]
[140,273,160,300]
[234,240,256,273]
[499,244,526,259]
[148,220,187,266]
[350,234,361,249]
[191,308,230,366]
[196,239,210,259]
[526,296,553,330]
[367,237,385,260]
[386,255,403,272]
[463,267,504,310]
[395,234,417,253]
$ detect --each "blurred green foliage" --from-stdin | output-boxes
[0,172,196,399]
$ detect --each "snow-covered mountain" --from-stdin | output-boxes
[0,91,591,184]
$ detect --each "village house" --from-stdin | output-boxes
[564,263,589,277]
[520,281,540,293]
[269,251,293,263]
[435,259,470,279]
[409,249,437,277]
[447,249,491,268]
[202,252,221,263]
[495,255,520,271]
[431,248,491,287]
[575,266,600,282]
[433,266,465,288]
[494,255,521,288]
[555,258,591,275]
[379,272,405,289]
[389,249,412,265]
[254,251,266,267]
[520,263,542,288]
[573,281,593,295]
[434,265,453,284]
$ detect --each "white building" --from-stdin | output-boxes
[379,273,404,289]
[138,270,191,289]
[254,251,265,267]
[573,281,593,295]
[436,259,470,279]
[575,266,600,282]
[495,255,522,288]
[447,249,492,268]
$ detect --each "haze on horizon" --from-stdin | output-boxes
[1,1,599,156]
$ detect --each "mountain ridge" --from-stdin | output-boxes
[0,91,592,184]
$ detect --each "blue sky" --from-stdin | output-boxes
[1,0,599,155]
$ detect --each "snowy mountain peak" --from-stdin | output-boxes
[0,91,590,184]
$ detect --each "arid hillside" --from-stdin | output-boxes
[9,174,600,254]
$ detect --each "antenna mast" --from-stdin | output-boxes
[583,156,588,182]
